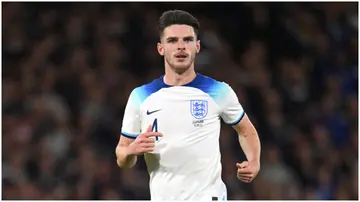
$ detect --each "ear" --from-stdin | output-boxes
[157,42,164,56]
[196,40,201,53]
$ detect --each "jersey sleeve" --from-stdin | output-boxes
[121,88,142,139]
[218,83,245,125]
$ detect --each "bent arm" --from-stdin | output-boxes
[232,114,261,164]
[115,136,137,168]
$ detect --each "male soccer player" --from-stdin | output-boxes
[115,10,261,200]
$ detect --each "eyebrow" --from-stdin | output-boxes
[166,36,195,41]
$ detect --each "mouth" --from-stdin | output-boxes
[175,53,188,62]
[175,53,188,59]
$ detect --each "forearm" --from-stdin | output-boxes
[115,146,137,168]
[238,131,261,163]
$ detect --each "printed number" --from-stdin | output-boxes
[152,118,159,141]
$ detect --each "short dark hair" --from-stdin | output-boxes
[158,10,200,39]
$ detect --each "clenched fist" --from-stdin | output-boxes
[236,161,260,183]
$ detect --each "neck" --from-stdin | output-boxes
[164,64,196,86]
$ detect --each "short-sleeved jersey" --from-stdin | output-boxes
[121,74,245,200]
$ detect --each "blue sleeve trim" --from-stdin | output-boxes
[121,131,139,139]
[228,111,245,126]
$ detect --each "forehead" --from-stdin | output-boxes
[163,24,196,38]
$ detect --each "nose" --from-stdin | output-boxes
[177,40,185,50]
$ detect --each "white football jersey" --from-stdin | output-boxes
[121,74,245,200]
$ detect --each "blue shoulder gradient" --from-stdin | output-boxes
[131,78,170,107]
[131,74,229,106]
[181,74,229,103]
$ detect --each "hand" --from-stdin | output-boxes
[236,160,260,183]
[128,125,163,156]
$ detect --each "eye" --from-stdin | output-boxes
[184,38,193,42]
[167,39,176,43]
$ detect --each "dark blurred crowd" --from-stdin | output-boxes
[2,2,358,200]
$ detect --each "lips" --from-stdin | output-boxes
[175,53,188,58]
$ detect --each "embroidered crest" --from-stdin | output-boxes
[190,100,208,119]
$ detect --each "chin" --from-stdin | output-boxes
[171,64,191,74]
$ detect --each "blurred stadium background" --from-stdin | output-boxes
[2,2,358,200]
